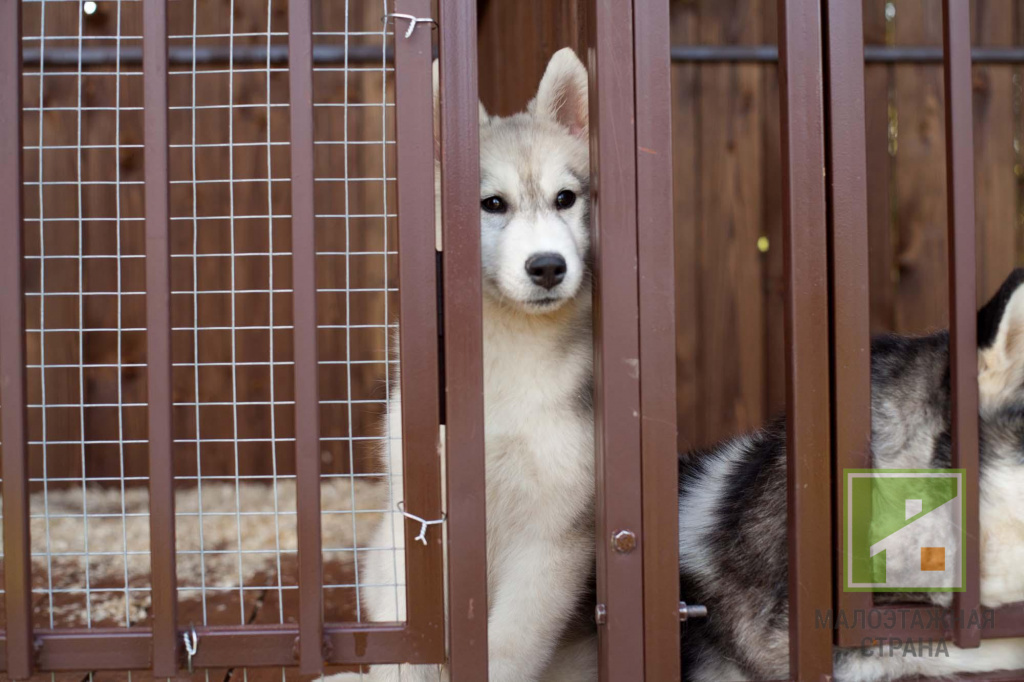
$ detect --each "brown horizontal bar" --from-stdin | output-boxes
[0,623,446,672]
[34,629,152,671]
[4,604,1011,672]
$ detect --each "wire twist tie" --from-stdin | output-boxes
[382,13,438,39]
[397,501,446,545]
[184,622,199,673]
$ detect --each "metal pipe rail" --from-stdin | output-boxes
[25,44,1024,67]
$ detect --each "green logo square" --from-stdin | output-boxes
[843,469,966,593]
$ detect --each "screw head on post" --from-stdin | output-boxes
[611,529,637,553]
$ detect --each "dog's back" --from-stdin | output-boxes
[677,271,1024,681]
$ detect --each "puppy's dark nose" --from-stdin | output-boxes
[525,253,567,290]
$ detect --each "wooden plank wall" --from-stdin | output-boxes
[16,0,1024,480]
[670,0,1024,450]
[670,0,786,452]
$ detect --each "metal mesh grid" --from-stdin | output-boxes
[163,0,398,635]
[19,0,150,633]
[312,0,399,625]
[165,0,298,632]
[8,0,403,666]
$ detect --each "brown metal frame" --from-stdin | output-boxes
[822,0,1024,655]
[941,0,982,652]
[0,0,450,674]
[633,0,681,680]
[389,0,447,665]
[589,0,647,680]
[778,1,834,680]
[287,0,327,673]
[142,0,179,675]
[438,0,491,678]
[823,0,875,652]
[5,0,1022,678]
[0,0,33,678]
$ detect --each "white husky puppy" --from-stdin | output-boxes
[327,48,598,682]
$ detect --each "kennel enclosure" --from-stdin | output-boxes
[0,0,1023,681]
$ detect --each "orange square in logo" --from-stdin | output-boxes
[921,547,945,572]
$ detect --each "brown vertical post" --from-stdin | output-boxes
[0,0,34,677]
[438,0,490,677]
[941,0,981,651]
[288,0,324,673]
[393,0,446,661]
[632,0,679,679]
[590,0,646,679]
[822,0,874,649]
[142,0,179,675]
[777,0,833,679]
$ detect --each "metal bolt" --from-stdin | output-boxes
[595,604,607,625]
[679,601,708,622]
[611,529,637,553]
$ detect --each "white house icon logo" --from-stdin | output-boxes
[844,470,965,593]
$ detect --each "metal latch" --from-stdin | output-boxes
[679,601,708,622]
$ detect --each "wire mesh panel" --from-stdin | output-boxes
[20,0,151,634]
[311,0,398,625]
[2,0,444,675]
[166,0,300,633]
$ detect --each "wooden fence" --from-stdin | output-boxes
[666,0,1024,449]
[24,0,1024,481]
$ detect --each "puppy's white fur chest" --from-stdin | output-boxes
[482,308,594,549]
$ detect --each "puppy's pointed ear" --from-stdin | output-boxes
[530,47,588,139]
[432,59,487,160]
[978,269,1024,409]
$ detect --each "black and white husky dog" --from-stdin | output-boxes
[678,271,1024,681]
[328,48,597,682]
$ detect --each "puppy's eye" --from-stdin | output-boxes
[481,196,508,214]
[555,190,576,210]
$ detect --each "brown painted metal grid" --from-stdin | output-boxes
[2,0,1022,680]
[0,0,448,676]
[18,0,151,637]
[820,0,1024,667]
[814,0,1024,680]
